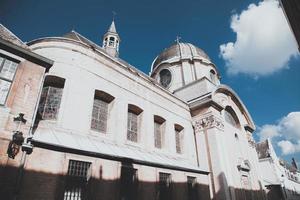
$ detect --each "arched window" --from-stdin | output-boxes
[91,90,115,133]
[174,124,184,154]
[224,107,240,128]
[127,104,143,142]
[109,37,115,47]
[38,75,65,120]
[154,115,166,149]
[104,38,108,47]
[210,69,216,84]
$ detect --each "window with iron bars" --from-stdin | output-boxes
[127,111,138,142]
[38,86,63,120]
[187,176,198,200]
[63,160,92,200]
[175,129,183,154]
[158,172,172,200]
[120,165,138,200]
[91,99,108,133]
[0,54,18,105]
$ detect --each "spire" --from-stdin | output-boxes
[102,18,120,57]
[108,20,117,33]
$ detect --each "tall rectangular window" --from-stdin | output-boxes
[154,115,165,149]
[90,90,114,134]
[0,55,18,105]
[64,160,92,200]
[38,75,65,120]
[127,111,138,142]
[120,165,138,200]
[158,172,172,200]
[175,124,184,154]
[127,104,143,143]
[38,86,63,120]
[187,176,198,200]
[154,122,163,148]
[91,99,108,132]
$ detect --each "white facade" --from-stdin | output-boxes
[21,21,267,200]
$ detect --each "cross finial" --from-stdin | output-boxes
[175,36,181,44]
[112,11,117,21]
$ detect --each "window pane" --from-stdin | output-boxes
[159,173,172,200]
[120,166,138,200]
[0,59,18,80]
[64,160,91,200]
[154,122,162,148]
[127,112,138,142]
[91,99,108,133]
[0,79,11,104]
[187,176,198,200]
[38,86,63,120]
[175,130,182,154]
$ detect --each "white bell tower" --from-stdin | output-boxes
[102,20,120,57]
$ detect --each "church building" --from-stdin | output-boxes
[0,20,266,200]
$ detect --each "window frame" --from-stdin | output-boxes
[0,53,20,106]
[63,159,92,200]
[90,90,115,134]
[127,104,143,143]
[154,115,166,149]
[174,124,184,154]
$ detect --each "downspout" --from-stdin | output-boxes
[13,70,46,200]
[192,125,200,167]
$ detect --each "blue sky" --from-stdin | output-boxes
[1,0,299,162]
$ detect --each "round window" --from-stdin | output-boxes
[159,69,172,88]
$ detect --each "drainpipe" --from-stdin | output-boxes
[13,71,46,200]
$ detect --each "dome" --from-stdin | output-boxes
[151,42,210,72]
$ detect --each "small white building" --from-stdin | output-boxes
[256,139,300,200]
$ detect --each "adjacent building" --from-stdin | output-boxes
[0,24,53,199]
[256,139,300,200]
[0,20,266,200]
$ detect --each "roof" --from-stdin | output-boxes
[32,123,207,174]
[151,42,211,72]
[0,24,53,70]
[0,24,28,49]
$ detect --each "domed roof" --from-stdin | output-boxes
[151,42,210,72]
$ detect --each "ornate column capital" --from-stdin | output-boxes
[193,114,224,133]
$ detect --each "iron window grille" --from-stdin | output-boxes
[127,111,138,142]
[120,166,138,200]
[91,99,108,133]
[0,55,19,105]
[158,172,172,200]
[38,86,63,120]
[187,176,198,200]
[63,160,92,200]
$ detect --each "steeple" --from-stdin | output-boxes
[102,20,120,57]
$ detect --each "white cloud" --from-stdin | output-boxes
[258,124,280,141]
[220,0,298,77]
[277,140,300,155]
[258,112,300,155]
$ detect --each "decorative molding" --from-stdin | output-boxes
[193,114,224,132]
